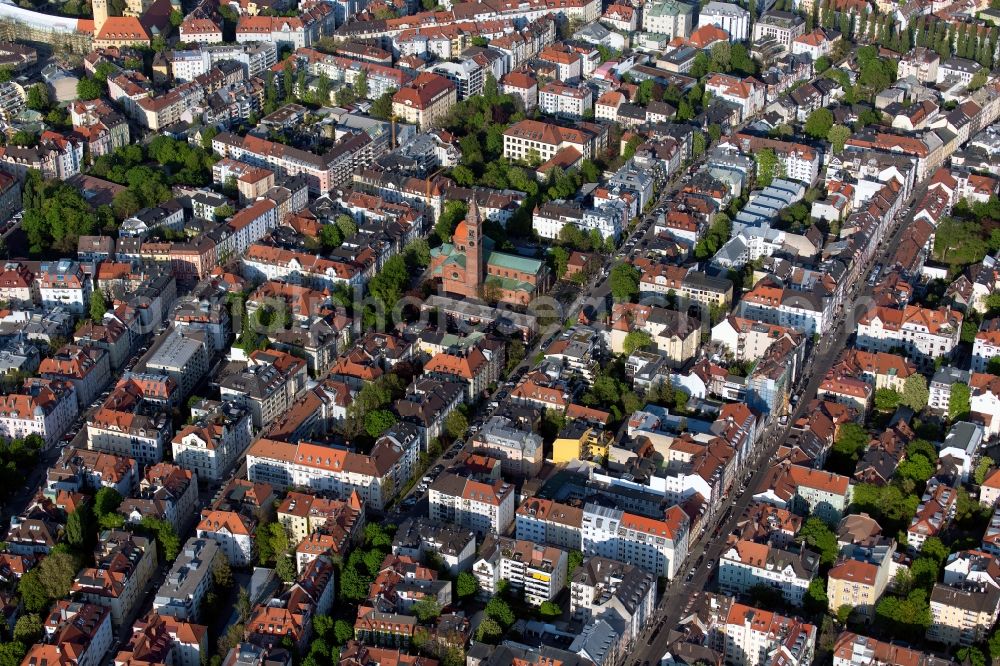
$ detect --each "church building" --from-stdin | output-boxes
[429,199,549,307]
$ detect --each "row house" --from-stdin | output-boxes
[241,243,364,290]
[114,612,208,666]
[73,530,157,627]
[219,348,308,430]
[0,378,77,449]
[428,472,516,535]
[728,133,820,185]
[25,601,113,666]
[0,130,83,180]
[515,497,583,552]
[856,305,962,370]
[754,461,851,524]
[474,535,567,605]
[39,344,112,407]
[246,430,419,511]
[581,503,690,579]
[118,463,199,535]
[711,600,816,666]
[718,540,819,607]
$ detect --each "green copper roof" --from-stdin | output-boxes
[487,251,544,274]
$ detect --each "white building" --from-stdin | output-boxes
[856,305,962,369]
[0,378,77,449]
[570,556,656,650]
[973,322,1000,373]
[718,540,820,606]
[246,430,419,511]
[38,259,92,315]
[538,82,593,119]
[428,472,516,536]
[642,0,695,39]
[171,403,253,482]
[716,602,817,666]
[473,534,568,605]
[699,1,749,40]
[581,503,689,579]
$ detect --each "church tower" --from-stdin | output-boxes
[92,0,109,35]
[464,197,483,295]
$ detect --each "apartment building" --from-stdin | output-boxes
[428,473,516,536]
[39,344,111,407]
[392,72,457,130]
[856,305,962,369]
[172,403,253,483]
[608,303,700,367]
[46,447,138,499]
[38,259,92,315]
[715,602,816,666]
[278,490,365,545]
[516,497,584,551]
[538,82,593,119]
[246,431,419,511]
[755,462,852,523]
[705,74,765,121]
[391,517,476,575]
[581,503,689,579]
[730,134,820,185]
[471,415,543,478]
[928,583,1000,646]
[642,0,694,38]
[145,329,211,401]
[170,43,277,81]
[88,376,173,465]
[474,534,568,605]
[700,1,750,40]
[219,349,308,429]
[570,557,656,648]
[972,319,1000,373]
[119,463,199,535]
[26,601,113,666]
[503,119,600,163]
[832,632,950,666]
[0,378,77,449]
[718,540,819,606]
[752,10,805,53]
[73,530,157,627]
[533,199,624,241]
[908,481,958,553]
[154,538,221,622]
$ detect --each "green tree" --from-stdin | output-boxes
[456,571,479,599]
[76,76,103,100]
[475,617,503,643]
[140,516,181,560]
[976,457,995,486]
[334,619,355,644]
[609,262,640,301]
[901,374,929,411]
[18,569,49,613]
[538,601,561,618]
[275,555,297,582]
[39,551,79,601]
[827,422,869,474]
[335,214,358,238]
[874,388,901,412]
[692,130,706,157]
[814,55,831,72]
[0,642,26,666]
[622,330,654,355]
[828,124,851,154]
[444,409,469,440]
[370,91,395,119]
[26,84,50,111]
[485,597,515,627]
[364,409,396,438]
[797,517,839,567]
[404,238,431,269]
[93,487,123,521]
[65,503,94,550]
[755,148,782,187]
[949,383,971,421]
[804,108,834,139]
[414,598,442,622]
[803,578,828,615]
[13,614,42,644]
[90,289,107,322]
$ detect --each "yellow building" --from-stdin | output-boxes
[277,490,364,543]
[552,420,612,464]
[391,72,457,130]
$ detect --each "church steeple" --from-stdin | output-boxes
[464,196,483,294]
